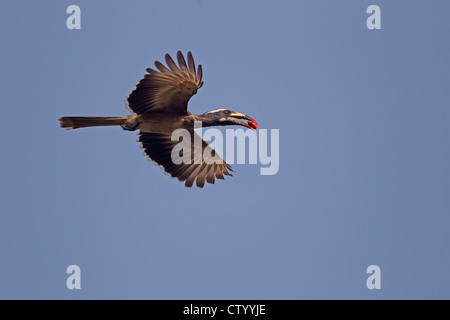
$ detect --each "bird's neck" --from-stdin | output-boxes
[191,114,217,128]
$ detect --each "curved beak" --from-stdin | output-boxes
[228,112,258,130]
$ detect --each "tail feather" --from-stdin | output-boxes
[59,116,130,130]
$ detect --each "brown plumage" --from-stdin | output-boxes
[59,51,257,188]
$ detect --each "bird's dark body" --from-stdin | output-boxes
[125,112,196,134]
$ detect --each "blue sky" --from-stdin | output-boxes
[1,1,449,299]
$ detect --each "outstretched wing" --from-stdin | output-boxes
[138,131,233,188]
[126,51,204,115]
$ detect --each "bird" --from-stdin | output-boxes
[59,51,258,188]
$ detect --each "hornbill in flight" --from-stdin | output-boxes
[59,51,257,188]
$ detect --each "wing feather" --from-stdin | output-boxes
[138,131,232,188]
[177,51,189,72]
[165,53,179,71]
[154,60,170,73]
[187,51,196,74]
[197,64,203,83]
[126,51,203,115]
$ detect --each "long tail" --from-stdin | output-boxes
[59,116,130,130]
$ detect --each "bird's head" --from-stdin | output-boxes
[201,109,258,130]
